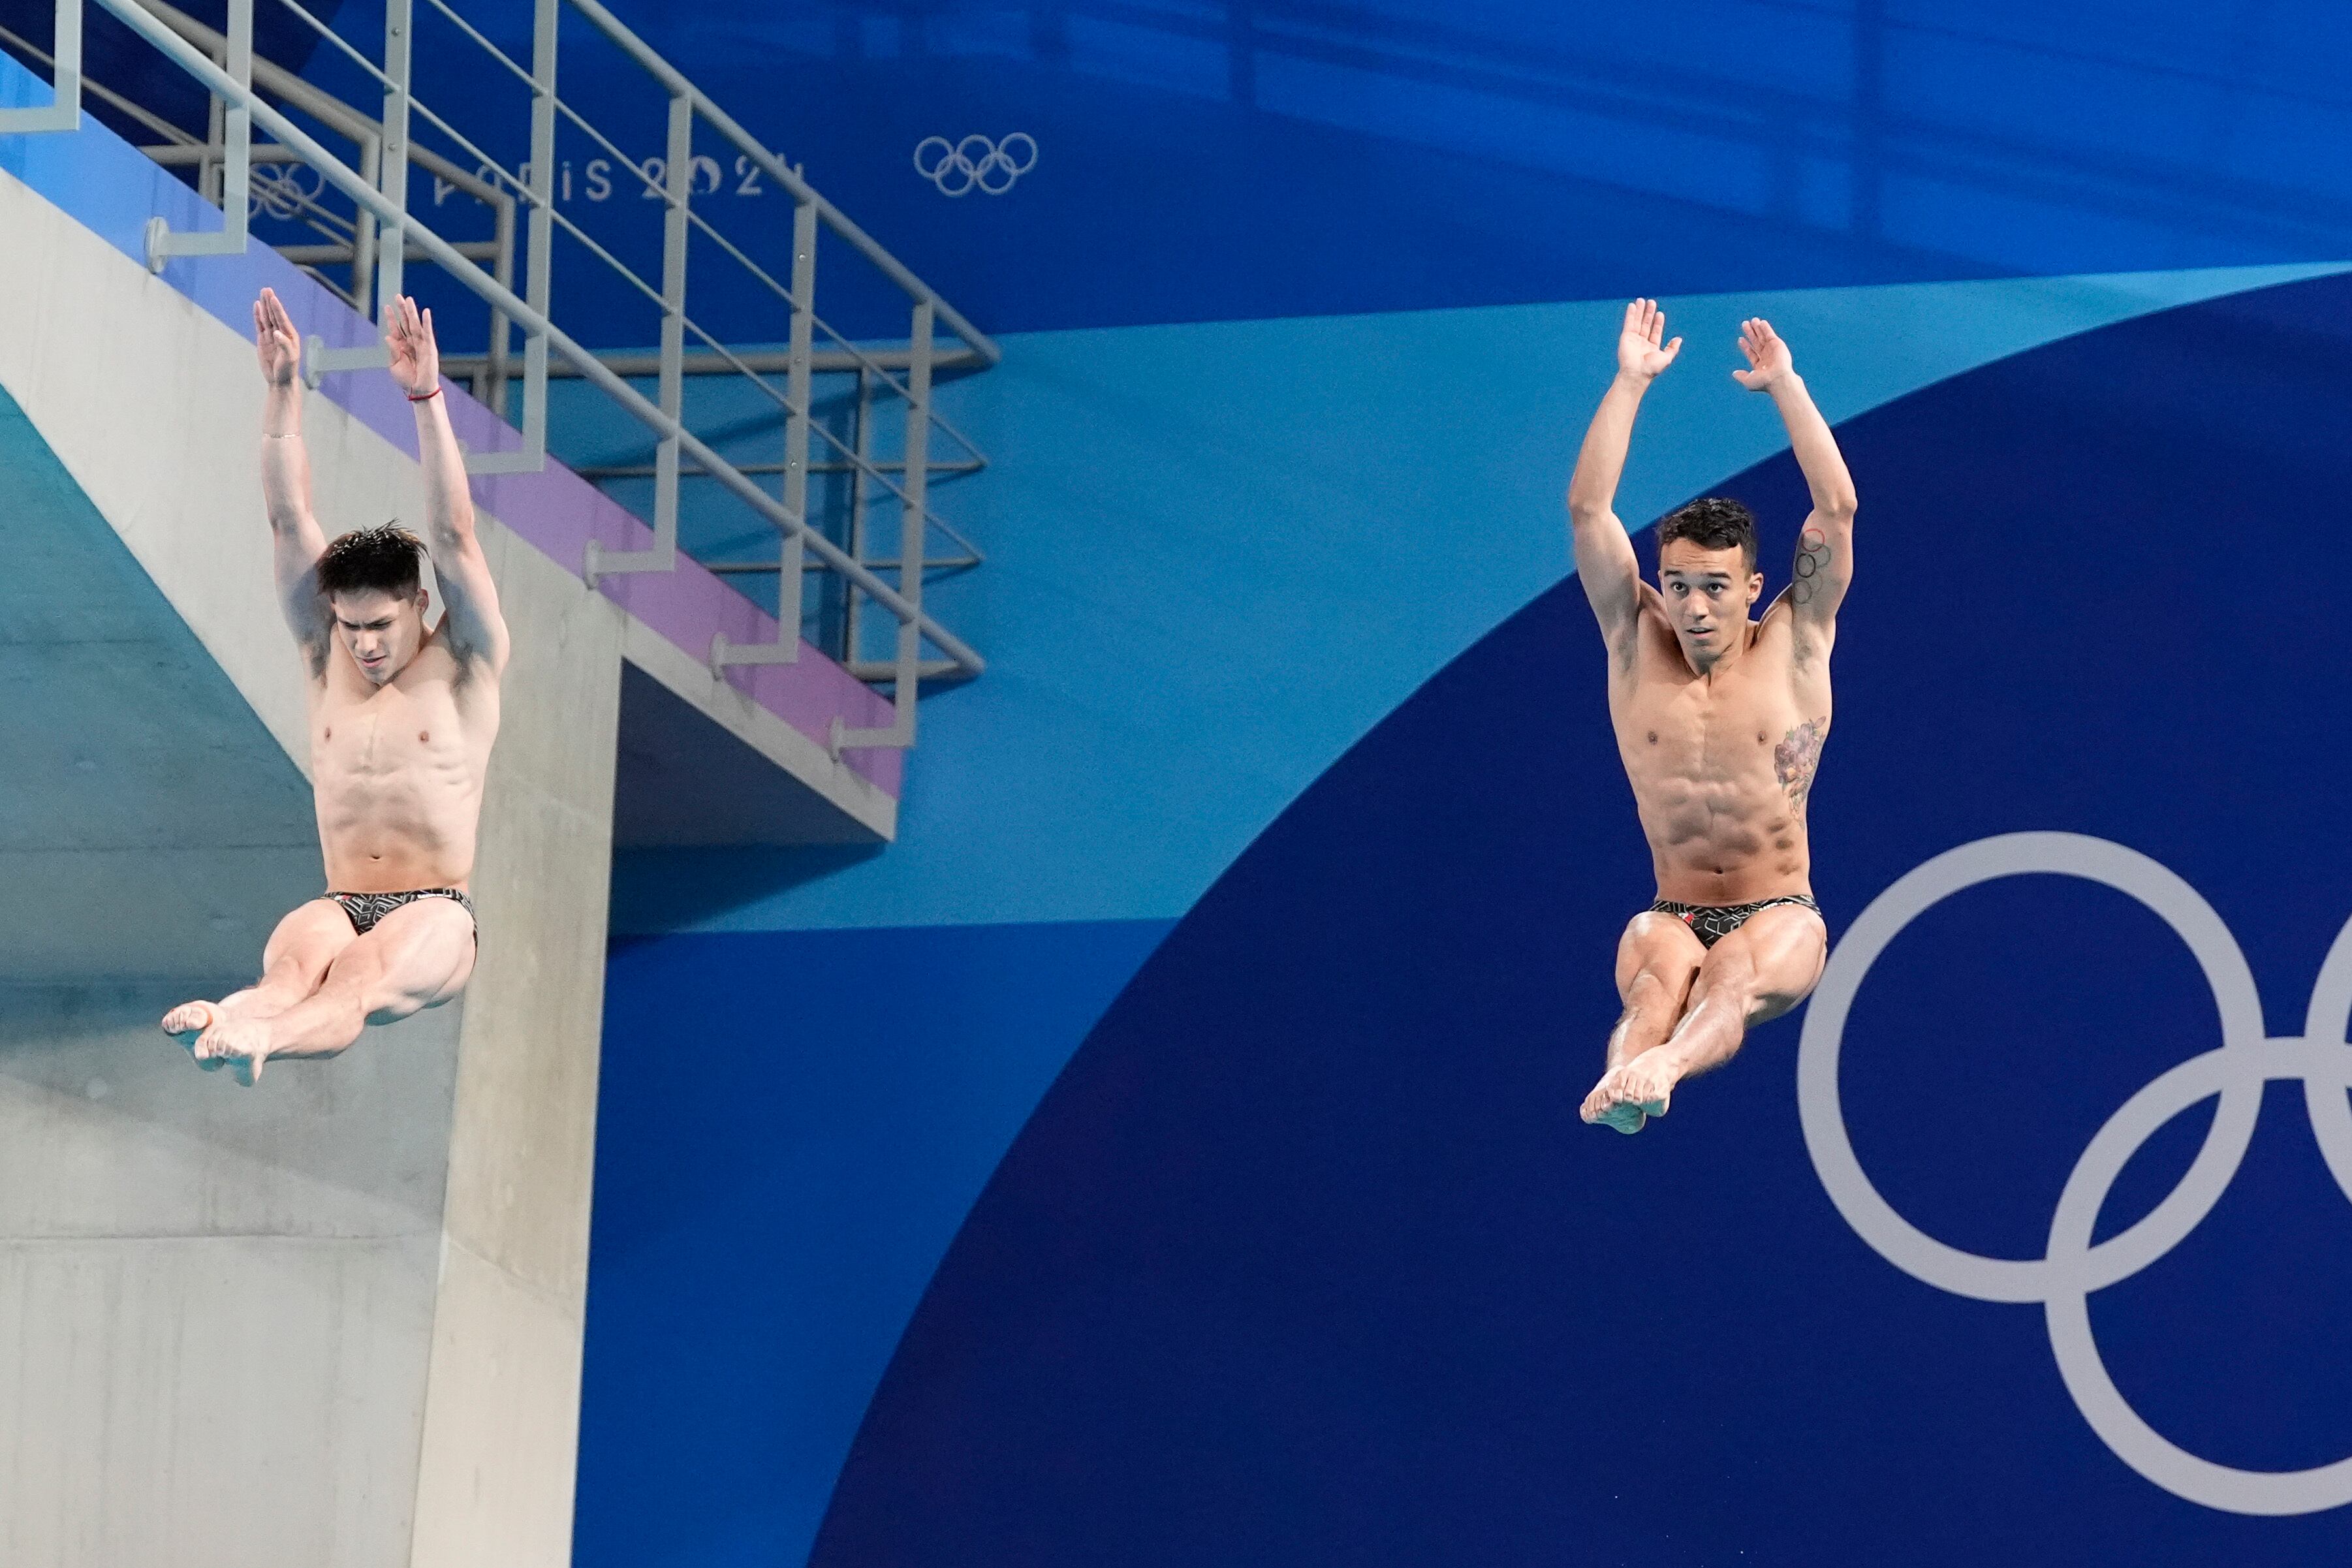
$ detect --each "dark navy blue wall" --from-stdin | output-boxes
[808,275,2352,1563]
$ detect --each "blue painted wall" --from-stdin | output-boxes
[274,0,2352,339]
[806,271,2352,1566]
[578,918,1169,1564]
[530,4,2352,1564]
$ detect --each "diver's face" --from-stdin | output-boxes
[330,588,428,685]
[1657,540,1761,661]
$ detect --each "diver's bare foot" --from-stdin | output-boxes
[163,1001,221,1059]
[191,1016,273,1087]
[1580,1056,1677,1135]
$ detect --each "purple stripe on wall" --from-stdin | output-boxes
[0,62,902,794]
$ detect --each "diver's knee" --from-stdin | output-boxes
[1691,955,1762,1014]
[362,964,469,1026]
[1623,966,1678,1013]
[360,988,433,1027]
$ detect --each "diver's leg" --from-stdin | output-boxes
[193,898,476,1086]
[1581,911,1706,1134]
[1594,903,1828,1126]
[163,899,354,1065]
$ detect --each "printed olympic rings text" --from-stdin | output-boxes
[913,134,1037,196]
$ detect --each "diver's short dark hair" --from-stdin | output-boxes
[1657,496,1758,572]
[317,525,424,599]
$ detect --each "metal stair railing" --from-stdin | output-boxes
[144,1,520,402]
[0,0,991,757]
[0,4,524,406]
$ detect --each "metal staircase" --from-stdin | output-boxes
[0,0,990,757]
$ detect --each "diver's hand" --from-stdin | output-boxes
[1731,317,1796,392]
[1616,297,1682,383]
[253,287,300,388]
[385,294,441,398]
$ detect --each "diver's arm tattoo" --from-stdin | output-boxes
[1791,525,1832,606]
[1774,717,1828,810]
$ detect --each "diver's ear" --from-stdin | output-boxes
[1749,571,1764,606]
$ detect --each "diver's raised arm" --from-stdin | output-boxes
[254,288,332,672]
[1734,317,1857,644]
[1568,298,1682,653]
[385,295,509,674]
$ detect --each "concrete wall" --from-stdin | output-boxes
[0,985,458,1567]
[0,163,619,1565]
[409,514,619,1564]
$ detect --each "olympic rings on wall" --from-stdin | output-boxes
[913,134,1038,197]
[1799,832,2352,1515]
[249,162,327,223]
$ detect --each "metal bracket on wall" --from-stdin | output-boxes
[302,334,391,386]
[710,629,798,673]
[828,710,912,761]
[144,0,252,269]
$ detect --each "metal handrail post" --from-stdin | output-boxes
[0,0,82,131]
[710,196,817,669]
[833,300,931,754]
[588,89,691,582]
[199,69,221,200]
[482,189,515,411]
[777,197,816,644]
[374,0,411,312]
[351,130,381,316]
[653,91,686,562]
[841,364,871,665]
[144,0,249,268]
[86,0,980,674]
[460,0,552,475]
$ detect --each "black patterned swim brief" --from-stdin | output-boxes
[1648,893,1821,949]
[328,888,476,937]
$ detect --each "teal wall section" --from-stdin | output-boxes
[610,262,2347,937]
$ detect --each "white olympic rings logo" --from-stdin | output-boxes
[249,161,326,222]
[913,133,1037,197]
[1799,832,2352,1516]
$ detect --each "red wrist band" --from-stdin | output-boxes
[407,386,441,402]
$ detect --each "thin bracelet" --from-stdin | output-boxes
[407,386,441,402]
[262,431,298,440]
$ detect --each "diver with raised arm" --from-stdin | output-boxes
[1567,299,1858,1133]
[163,287,510,1084]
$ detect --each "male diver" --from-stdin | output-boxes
[162,287,509,1084]
[1568,300,1857,1133]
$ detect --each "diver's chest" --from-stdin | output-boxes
[316,682,462,771]
[1625,676,1800,763]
